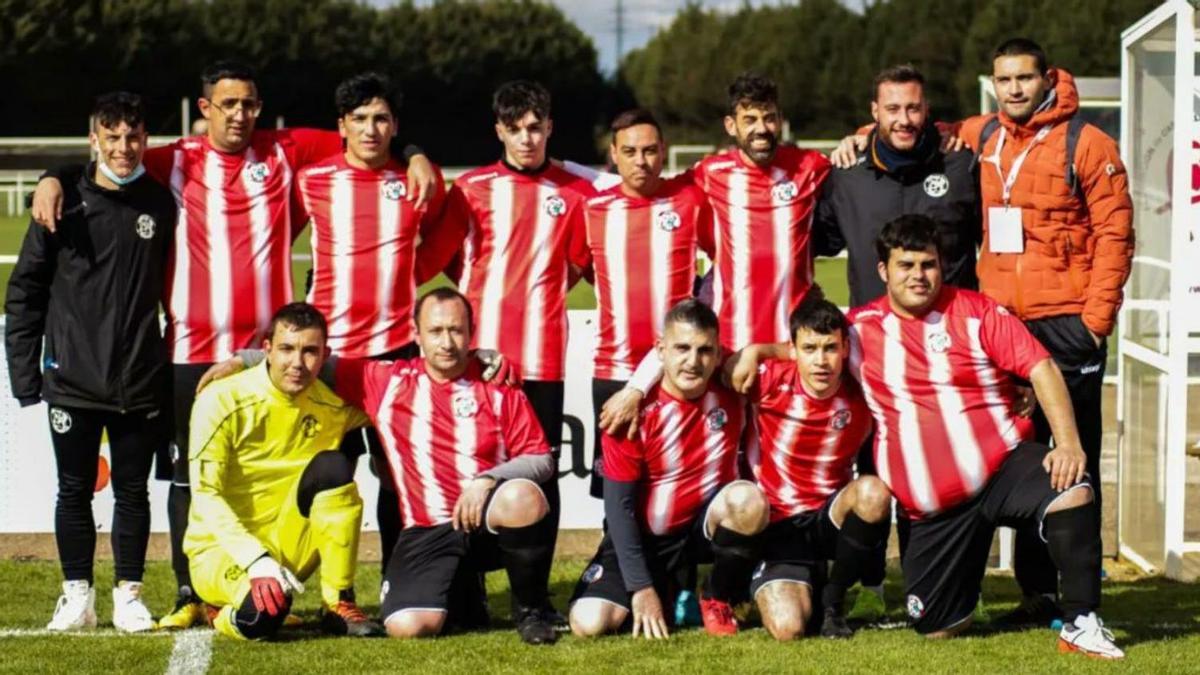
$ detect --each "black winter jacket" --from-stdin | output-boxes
[5,164,176,411]
[812,130,981,308]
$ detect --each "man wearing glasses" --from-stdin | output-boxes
[30,61,437,628]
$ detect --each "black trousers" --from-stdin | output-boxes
[522,380,564,602]
[1015,314,1107,597]
[167,362,212,592]
[48,404,167,584]
[589,378,626,499]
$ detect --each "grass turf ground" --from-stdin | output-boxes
[1,559,1197,674]
[0,215,851,311]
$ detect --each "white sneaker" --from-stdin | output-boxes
[112,581,155,633]
[1058,612,1125,660]
[47,580,97,631]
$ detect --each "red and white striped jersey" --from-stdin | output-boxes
[691,146,831,350]
[142,129,342,364]
[297,155,450,358]
[333,357,550,529]
[847,287,1050,519]
[570,175,711,380]
[437,162,594,381]
[744,359,873,522]
[602,381,745,536]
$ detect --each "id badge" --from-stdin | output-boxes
[987,206,1024,254]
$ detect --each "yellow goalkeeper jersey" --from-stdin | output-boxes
[183,362,369,570]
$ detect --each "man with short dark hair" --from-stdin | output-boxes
[296,72,460,574]
[840,215,1119,658]
[814,64,980,307]
[6,91,176,633]
[434,80,600,620]
[30,61,440,628]
[724,294,889,640]
[569,109,712,499]
[186,302,381,640]
[569,299,769,639]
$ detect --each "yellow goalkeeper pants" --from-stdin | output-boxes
[190,479,363,609]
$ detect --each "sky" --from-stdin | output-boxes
[367,1,865,75]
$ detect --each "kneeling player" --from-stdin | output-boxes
[569,299,768,639]
[727,295,890,640]
[185,304,381,640]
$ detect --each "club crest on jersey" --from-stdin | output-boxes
[655,209,682,232]
[771,180,799,202]
[543,195,567,217]
[923,173,950,198]
[926,331,952,354]
[706,407,729,431]
[832,409,852,430]
[246,162,270,183]
[582,563,604,584]
[299,414,321,439]
[50,408,72,434]
[135,214,156,239]
[452,393,479,418]
[382,179,406,201]
[906,594,925,619]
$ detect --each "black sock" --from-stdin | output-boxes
[1043,504,1101,623]
[705,526,761,604]
[823,513,890,612]
[167,484,194,595]
[498,520,554,611]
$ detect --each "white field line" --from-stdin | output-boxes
[0,627,173,638]
[164,629,213,675]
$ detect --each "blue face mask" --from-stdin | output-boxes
[97,159,145,187]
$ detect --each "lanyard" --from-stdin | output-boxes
[985,124,1053,205]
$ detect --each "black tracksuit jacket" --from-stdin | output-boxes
[5,164,176,411]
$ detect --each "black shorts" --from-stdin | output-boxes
[379,484,502,622]
[569,503,715,619]
[902,442,1094,634]
[749,491,842,597]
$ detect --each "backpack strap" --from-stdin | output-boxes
[1064,116,1087,197]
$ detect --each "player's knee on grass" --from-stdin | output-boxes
[487,479,549,530]
[297,451,355,517]
[385,609,447,638]
[1044,483,1093,514]
[235,591,292,639]
[569,599,626,637]
[756,582,811,641]
[709,480,770,536]
[851,475,892,523]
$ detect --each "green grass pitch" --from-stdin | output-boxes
[0,559,1197,673]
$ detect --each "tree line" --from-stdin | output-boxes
[0,0,1158,164]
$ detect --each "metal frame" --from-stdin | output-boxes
[1117,0,1197,579]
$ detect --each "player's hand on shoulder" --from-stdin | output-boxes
[829,134,868,169]
[475,349,521,386]
[938,128,967,153]
[1042,442,1087,492]
[32,177,65,232]
[631,587,669,639]
[406,153,437,209]
[196,357,247,394]
[600,387,644,440]
[1011,385,1038,418]
[452,476,496,531]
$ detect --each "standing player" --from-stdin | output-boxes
[569,108,712,498]
[569,300,768,639]
[724,294,889,640]
[847,215,1119,657]
[186,303,381,639]
[5,93,175,632]
[296,72,457,573]
[30,61,438,628]
[433,80,595,617]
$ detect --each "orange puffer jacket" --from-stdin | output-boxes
[960,68,1133,336]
